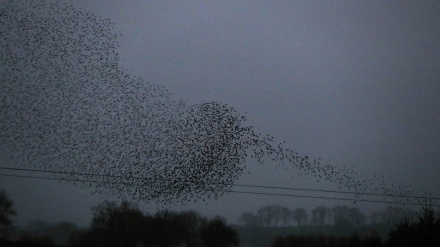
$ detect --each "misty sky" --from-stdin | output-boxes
[1,0,440,227]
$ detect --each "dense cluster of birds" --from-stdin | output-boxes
[0,0,434,206]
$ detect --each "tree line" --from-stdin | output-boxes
[2,189,440,247]
[0,189,239,247]
[238,204,439,247]
[239,204,417,228]
[69,200,239,247]
[271,205,440,247]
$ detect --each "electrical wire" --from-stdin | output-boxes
[0,166,438,201]
[1,171,439,207]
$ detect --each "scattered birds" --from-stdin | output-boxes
[0,0,435,206]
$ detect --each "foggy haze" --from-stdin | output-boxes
[1,0,439,227]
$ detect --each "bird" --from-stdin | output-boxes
[1,0,435,207]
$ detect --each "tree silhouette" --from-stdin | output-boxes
[348,207,366,226]
[201,216,239,247]
[239,213,263,228]
[178,211,207,247]
[0,190,16,238]
[310,206,330,226]
[386,206,440,247]
[332,205,350,225]
[88,201,145,247]
[257,205,280,227]
[382,207,416,227]
[77,204,240,247]
[292,208,308,226]
[278,206,292,227]
[332,205,357,236]
[150,210,187,247]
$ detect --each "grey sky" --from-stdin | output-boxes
[1,0,440,226]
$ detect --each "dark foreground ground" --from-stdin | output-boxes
[0,239,61,247]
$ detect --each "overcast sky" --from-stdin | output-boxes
[1,0,440,226]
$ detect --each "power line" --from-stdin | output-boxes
[228,191,440,207]
[0,166,438,201]
[232,183,440,201]
[1,172,438,207]
[0,173,133,186]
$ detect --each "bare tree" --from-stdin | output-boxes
[387,205,440,247]
[257,205,282,227]
[179,211,207,247]
[372,207,416,227]
[292,208,308,226]
[257,207,272,227]
[348,207,366,226]
[332,205,366,227]
[279,207,292,227]
[201,216,239,247]
[261,205,294,227]
[332,205,350,225]
[310,206,330,226]
[239,213,262,228]
[0,190,17,238]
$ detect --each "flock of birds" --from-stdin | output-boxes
[0,0,435,206]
